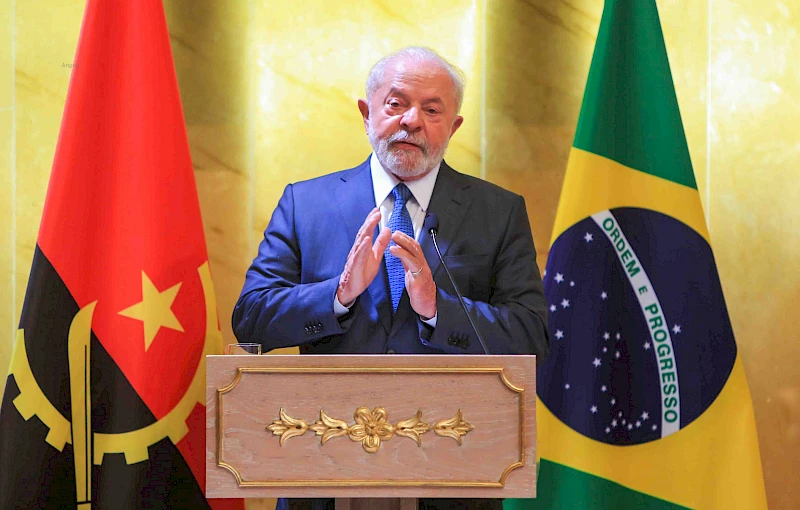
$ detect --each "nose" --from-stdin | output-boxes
[400,107,422,131]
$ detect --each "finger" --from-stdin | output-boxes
[354,235,372,265]
[389,245,418,272]
[391,230,421,255]
[373,227,392,259]
[355,208,381,243]
[350,208,381,257]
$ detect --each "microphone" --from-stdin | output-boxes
[425,213,490,355]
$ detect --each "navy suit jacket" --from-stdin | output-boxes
[233,158,549,358]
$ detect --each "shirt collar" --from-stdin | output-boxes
[370,152,440,211]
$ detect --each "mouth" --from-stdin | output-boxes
[392,141,422,150]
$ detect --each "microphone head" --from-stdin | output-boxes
[425,213,440,234]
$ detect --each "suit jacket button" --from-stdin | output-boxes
[386,349,396,354]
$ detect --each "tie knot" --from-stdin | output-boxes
[392,183,412,205]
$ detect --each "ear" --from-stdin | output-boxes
[450,115,464,137]
[358,99,370,131]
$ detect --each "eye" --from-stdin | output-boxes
[388,100,401,108]
[427,108,439,114]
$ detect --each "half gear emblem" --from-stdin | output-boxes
[7,261,221,465]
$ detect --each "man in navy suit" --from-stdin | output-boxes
[233,47,549,510]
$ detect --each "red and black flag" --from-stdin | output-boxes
[0,1,244,508]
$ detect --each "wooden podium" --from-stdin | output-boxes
[206,355,536,508]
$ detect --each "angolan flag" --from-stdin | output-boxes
[0,1,243,508]
[506,1,767,509]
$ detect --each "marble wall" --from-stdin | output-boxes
[0,1,798,509]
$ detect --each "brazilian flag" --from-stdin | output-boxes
[506,1,767,509]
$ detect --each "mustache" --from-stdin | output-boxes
[387,131,429,153]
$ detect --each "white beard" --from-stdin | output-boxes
[367,121,449,179]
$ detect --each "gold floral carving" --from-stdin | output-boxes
[348,407,396,453]
[266,407,472,453]
[309,410,349,444]
[396,409,432,446]
[266,408,308,446]
[434,409,474,445]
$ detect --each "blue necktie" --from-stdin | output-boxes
[385,184,414,312]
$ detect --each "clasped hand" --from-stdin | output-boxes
[337,207,437,319]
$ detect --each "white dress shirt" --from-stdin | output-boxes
[370,152,439,240]
[334,153,439,326]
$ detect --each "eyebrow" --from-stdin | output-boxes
[386,87,446,106]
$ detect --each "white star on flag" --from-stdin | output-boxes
[584,232,594,242]
[615,332,621,340]
[603,332,610,340]
[610,397,617,405]
[644,342,651,350]
[564,383,571,389]
[627,423,633,430]
[549,304,557,312]
[641,411,649,420]
[612,419,618,427]
[593,357,601,367]
[672,324,682,334]
[555,273,564,283]
[555,330,564,339]
[591,405,598,413]
[635,421,641,428]
[615,350,621,359]
[570,281,575,287]
[605,427,611,433]
[602,346,608,353]
[600,291,608,300]
[601,385,607,392]
[652,424,657,431]
[561,298,570,308]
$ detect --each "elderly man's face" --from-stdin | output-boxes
[358,57,464,181]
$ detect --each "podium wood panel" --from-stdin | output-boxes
[206,355,536,499]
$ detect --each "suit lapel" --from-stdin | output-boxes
[419,161,473,278]
[333,159,391,334]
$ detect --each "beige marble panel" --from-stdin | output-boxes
[658,0,709,205]
[13,0,83,321]
[708,1,800,508]
[164,3,271,508]
[250,0,484,240]
[485,0,708,271]
[485,0,601,270]
[164,0,252,349]
[1,0,12,400]
[0,109,11,401]
[0,0,11,108]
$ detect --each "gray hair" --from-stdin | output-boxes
[365,46,466,113]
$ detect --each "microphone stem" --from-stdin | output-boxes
[430,230,490,355]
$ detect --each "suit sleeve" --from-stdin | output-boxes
[419,195,550,359]
[232,184,356,350]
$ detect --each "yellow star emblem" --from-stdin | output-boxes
[119,271,184,351]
